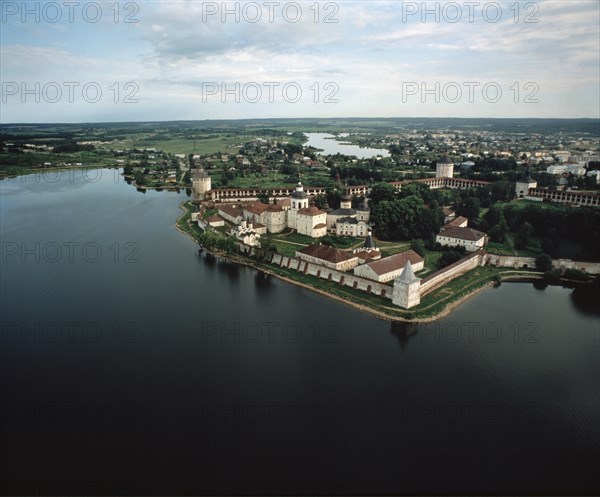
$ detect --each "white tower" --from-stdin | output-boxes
[436,155,454,179]
[192,168,211,200]
[392,261,421,309]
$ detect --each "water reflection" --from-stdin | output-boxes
[570,280,600,317]
[254,271,274,293]
[389,321,419,352]
[201,252,241,281]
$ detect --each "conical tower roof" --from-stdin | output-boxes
[399,260,419,283]
[363,229,376,249]
[521,166,534,183]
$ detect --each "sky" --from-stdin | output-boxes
[1,0,599,122]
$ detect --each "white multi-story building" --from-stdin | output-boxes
[326,193,370,235]
[296,206,327,238]
[353,250,424,283]
[287,182,327,238]
[436,227,487,252]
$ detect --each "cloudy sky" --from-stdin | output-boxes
[1,0,599,122]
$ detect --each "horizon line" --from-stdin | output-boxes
[2,116,600,126]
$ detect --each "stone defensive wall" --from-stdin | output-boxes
[553,259,600,274]
[527,188,600,207]
[486,254,537,269]
[271,254,394,300]
[204,178,490,202]
[420,250,486,296]
[269,249,599,309]
[487,254,600,274]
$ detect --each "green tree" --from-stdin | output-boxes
[369,183,397,205]
[257,191,270,204]
[457,197,481,220]
[541,237,559,257]
[314,194,328,209]
[439,250,463,268]
[515,221,533,250]
[199,230,236,254]
[535,253,553,272]
[488,213,509,243]
[410,239,426,257]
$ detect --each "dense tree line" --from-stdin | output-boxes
[198,229,236,254]
[52,142,95,153]
[483,204,600,260]
[368,183,444,241]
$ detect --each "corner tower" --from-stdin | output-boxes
[392,260,421,309]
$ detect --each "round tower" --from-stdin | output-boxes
[436,155,454,179]
[192,168,211,200]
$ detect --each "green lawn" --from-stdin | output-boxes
[273,232,316,245]
[271,241,301,258]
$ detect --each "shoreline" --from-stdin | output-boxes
[175,203,597,323]
[175,203,541,323]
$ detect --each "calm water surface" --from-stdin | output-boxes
[1,170,598,495]
[304,132,390,159]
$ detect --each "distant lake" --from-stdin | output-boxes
[1,169,598,496]
[305,132,390,159]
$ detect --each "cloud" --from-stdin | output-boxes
[0,0,598,121]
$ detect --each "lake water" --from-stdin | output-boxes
[304,132,390,159]
[1,169,598,496]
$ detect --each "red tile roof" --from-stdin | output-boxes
[441,216,468,230]
[363,250,423,276]
[218,205,243,218]
[439,226,487,241]
[298,244,356,264]
[244,203,269,215]
[298,206,325,217]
